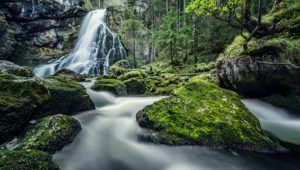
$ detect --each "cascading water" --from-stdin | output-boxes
[33,9,126,77]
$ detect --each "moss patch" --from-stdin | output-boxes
[137,77,275,151]
[0,74,50,144]
[0,150,59,170]
[17,114,81,154]
[92,77,127,96]
[36,76,95,117]
[0,12,15,60]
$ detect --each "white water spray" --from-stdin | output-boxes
[34,9,126,77]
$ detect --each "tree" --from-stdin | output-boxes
[186,0,275,50]
[119,8,145,67]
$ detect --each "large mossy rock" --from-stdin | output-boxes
[0,74,49,144]
[217,1,300,97]
[0,60,33,77]
[137,77,276,151]
[17,114,81,154]
[0,150,59,170]
[36,76,95,117]
[91,77,127,96]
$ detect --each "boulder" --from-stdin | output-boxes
[91,77,127,96]
[17,114,81,154]
[54,69,85,82]
[137,77,276,151]
[36,76,95,117]
[0,60,33,77]
[0,150,59,170]
[0,74,49,144]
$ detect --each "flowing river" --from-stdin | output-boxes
[53,81,300,170]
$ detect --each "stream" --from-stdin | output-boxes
[53,81,300,170]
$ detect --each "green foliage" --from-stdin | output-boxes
[138,77,275,151]
[186,0,243,16]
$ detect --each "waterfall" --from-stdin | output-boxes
[34,9,127,77]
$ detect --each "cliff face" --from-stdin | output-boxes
[0,0,93,65]
[216,1,300,97]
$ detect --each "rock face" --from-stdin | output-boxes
[0,74,50,144]
[0,0,94,64]
[0,60,33,77]
[0,150,59,170]
[137,77,276,151]
[0,11,15,60]
[217,1,300,97]
[17,114,81,154]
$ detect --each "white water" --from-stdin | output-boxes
[242,99,300,145]
[34,9,126,77]
[53,82,300,170]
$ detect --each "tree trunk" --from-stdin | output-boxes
[243,0,252,27]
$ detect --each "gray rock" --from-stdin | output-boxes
[0,60,33,77]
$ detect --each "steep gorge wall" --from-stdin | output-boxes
[0,0,93,65]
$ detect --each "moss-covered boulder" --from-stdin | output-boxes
[119,70,148,80]
[217,1,300,97]
[54,69,86,82]
[17,114,81,154]
[0,12,15,60]
[0,150,59,170]
[36,76,95,117]
[0,60,33,77]
[0,74,49,144]
[137,77,276,151]
[91,77,127,96]
[124,78,146,94]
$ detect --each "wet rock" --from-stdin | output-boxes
[54,69,85,82]
[17,114,81,154]
[36,76,95,117]
[92,77,127,96]
[0,150,59,170]
[0,60,33,77]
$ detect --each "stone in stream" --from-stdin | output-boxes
[16,114,81,154]
[137,77,277,152]
[54,69,86,82]
[0,150,59,170]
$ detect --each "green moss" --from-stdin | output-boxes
[193,62,215,73]
[36,76,95,117]
[17,114,81,154]
[119,70,148,80]
[138,77,275,151]
[0,74,50,144]
[92,77,127,96]
[0,150,59,170]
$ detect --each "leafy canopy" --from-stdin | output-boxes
[186,0,244,16]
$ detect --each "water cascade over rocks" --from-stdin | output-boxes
[34,9,126,77]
